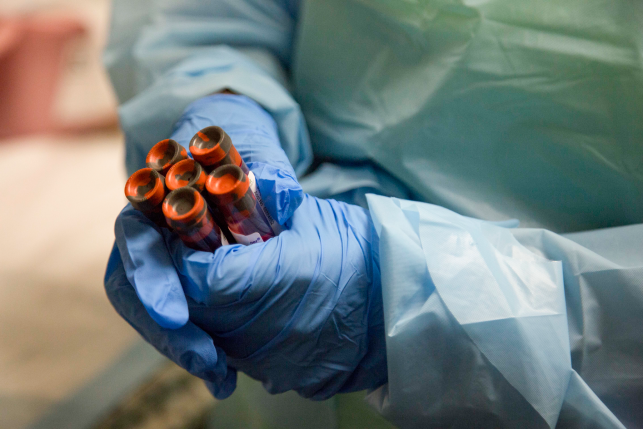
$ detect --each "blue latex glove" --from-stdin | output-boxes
[117,94,302,329]
[105,94,387,399]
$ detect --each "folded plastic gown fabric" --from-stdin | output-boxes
[518,225,643,428]
[364,195,642,429]
[294,0,643,233]
[104,0,312,177]
[300,163,411,209]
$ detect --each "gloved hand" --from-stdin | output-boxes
[104,94,387,399]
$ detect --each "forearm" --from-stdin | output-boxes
[104,0,311,176]
[104,0,302,102]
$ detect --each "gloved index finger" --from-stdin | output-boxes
[246,161,302,225]
[115,205,189,329]
[172,94,297,177]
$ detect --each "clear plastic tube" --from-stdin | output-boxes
[165,158,236,244]
[189,126,249,174]
[206,165,275,245]
[191,126,281,236]
[162,187,227,252]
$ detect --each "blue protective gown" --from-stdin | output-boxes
[105,0,643,427]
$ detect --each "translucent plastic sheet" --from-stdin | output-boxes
[366,195,641,428]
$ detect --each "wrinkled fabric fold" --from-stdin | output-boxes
[294,0,643,232]
[366,195,631,428]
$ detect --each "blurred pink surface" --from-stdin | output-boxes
[0,3,131,428]
[0,15,85,138]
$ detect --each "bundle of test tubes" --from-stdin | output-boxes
[124,126,280,252]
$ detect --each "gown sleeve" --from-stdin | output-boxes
[103,0,311,176]
[365,194,640,428]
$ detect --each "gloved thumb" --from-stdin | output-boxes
[114,206,189,329]
[248,161,303,225]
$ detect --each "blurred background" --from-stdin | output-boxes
[0,1,396,428]
[0,0,203,427]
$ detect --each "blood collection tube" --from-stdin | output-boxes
[165,158,236,244]
[165,158,207,192]
[206,165,275,245]
[189,126,249,174]
[124,168,167,228]
[146,139,188,175]
[191,126,281,235]
[162,187,227,252]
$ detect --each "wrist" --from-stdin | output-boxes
[337,207,388,393]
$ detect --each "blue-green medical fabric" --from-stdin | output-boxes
[366,195,642,428]
[104,0,312,177]
[104,0,643,427]
[294,0,643,232]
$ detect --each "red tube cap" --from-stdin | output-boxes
[146,139,188,175]
[206,164,250,205]
[163,187,207,224]
[125,168,166,211]
[166,158,206,192]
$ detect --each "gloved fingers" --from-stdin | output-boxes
[247,161,302,224]
[204,375,237,400]
[104,246,237,399]
[163,199,324,357]
[162,195,380,375]
[163,230,279,308]
[171,94,297,177]
[114,205,189,329]
[165,194,367,308]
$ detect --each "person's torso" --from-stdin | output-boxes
[293,0,643,232]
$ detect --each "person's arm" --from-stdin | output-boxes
[105,94,389,400]
[103,0,311,176]
[364,196,629,428]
